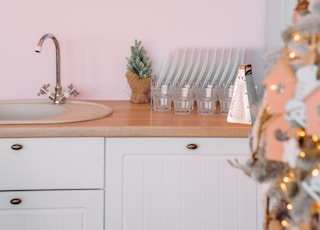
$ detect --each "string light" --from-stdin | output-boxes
[287,203,293,210]
[300,151,306,158]
[312,168,320,177]
[270,84,278,90]
[298,130,306,137]
[281,220,291,227]
[312,134,319,142]
[283,176,290,183]
[266,106,270,113]
[288,51,298,59]
[292,32,303,42]
[280,182,287,191]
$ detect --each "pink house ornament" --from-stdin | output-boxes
[263,58,297,114]
[305,87,320,136]
[262,114,291,161]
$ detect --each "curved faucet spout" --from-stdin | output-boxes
[36,33,62,104]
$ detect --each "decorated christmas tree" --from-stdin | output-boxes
[230,0,320,229]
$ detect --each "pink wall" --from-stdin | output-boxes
[1,0,266,100]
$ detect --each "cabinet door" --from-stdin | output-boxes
[0,137,104,190]
[0,190,103,230]
[106,138,262,230]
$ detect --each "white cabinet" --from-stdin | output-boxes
[0,137,104,230]
[0,136,262,230]
[106,137,262,230]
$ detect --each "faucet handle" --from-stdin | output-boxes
[37,83,51,96]
[67,84,80,97]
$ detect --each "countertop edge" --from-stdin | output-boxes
[0,126,251,138]
[0,100,252,138]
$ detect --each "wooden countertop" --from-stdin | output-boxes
[0,100,252,138]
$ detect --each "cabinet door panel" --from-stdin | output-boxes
[0,190,103,230]
[106,137,260,230]
[163,159,182,230]
[123,159,144,230]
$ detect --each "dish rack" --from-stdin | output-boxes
[155,47,245,88]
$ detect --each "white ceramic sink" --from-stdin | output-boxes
[0,100,113,124]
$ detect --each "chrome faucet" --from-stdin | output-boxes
[36,33,79,104]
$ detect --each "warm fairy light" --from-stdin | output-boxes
[280,182,287,191]
[312,169,319,177]
[283,176,290,183]
[298,130,306,137]
[314,202,320,213]
[312,135,319,142]
[266,106,270,113]
[300,151,306,158]
[281,220,290,227]
[270,84,278,90]
[287,203,293,210]
[292,32,302,41]
[288,51,297,59]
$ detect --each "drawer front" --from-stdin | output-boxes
[0,137,104,190]
[106,137,250,156]
[0,190,104,230]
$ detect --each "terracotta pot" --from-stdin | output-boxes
[126,71,151,104]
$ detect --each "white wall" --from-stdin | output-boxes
[266,0,296,50]
[2,0,267,100]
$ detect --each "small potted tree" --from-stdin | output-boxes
[126,40,152,103]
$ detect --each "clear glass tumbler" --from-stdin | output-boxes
[195,87,217,115]
[173,87,193,114]
[152,85,172,111]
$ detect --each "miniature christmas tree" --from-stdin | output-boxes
[126,40,152,79]
[125,40,152,104]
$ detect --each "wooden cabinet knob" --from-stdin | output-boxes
[10,198,22,205]
[11,144,23,150]
[186,143,198,150]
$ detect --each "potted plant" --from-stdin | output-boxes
[126,40,152,103]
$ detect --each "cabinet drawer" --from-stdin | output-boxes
[0,137,104,190]
[0,190,103,230]
[106,137,250,155]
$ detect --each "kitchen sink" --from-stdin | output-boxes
[0,100,112,124]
